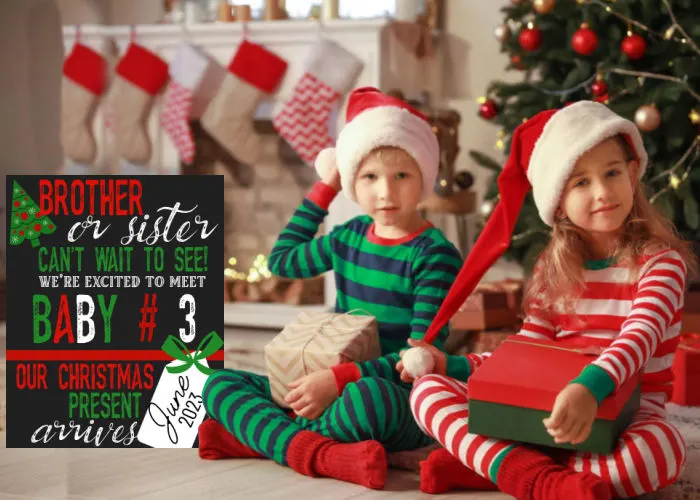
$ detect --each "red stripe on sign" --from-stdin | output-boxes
[5,350,225,362]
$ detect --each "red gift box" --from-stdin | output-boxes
[671,333,700,406]
[468,335,641,454]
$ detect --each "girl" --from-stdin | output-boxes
[402,101,697,499]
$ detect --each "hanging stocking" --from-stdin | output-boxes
[273,39,363,165]
[160,42,208,165]
[61,42,107,164]
[201,39,288,165]
[105,43,169,164]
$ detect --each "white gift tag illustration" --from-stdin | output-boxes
[137,331,222,448]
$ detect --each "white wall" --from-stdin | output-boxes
[440,0,525,279]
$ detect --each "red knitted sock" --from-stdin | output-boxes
[198,419,263,460]
[496,446,611,500]
[419,448,497,493]
[286,431,387,490]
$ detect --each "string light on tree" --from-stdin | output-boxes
[622,31,647,60]
[533,0,556,14]
[670,173,682,190]
[519,22,543,52]
[689,109,700,125]
[571,23,599,55]
[635,104,661,132]
[480,199,496,219]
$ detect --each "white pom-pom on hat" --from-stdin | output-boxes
[402,347,435,378]
[314,147,337,183]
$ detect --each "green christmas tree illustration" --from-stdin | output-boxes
[9,181,56,248]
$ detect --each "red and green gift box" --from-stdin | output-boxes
[671,333,700,406]
[467,336,640,454]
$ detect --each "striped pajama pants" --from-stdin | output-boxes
[410,374,687,498]
[202,369,434,466]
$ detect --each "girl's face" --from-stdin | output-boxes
[354,152,423,229]
[559,137,638,245]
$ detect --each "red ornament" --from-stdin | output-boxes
[591,80,608,97]
[511,55,526,70]
[49,225,54,230]
[34,223,41,231]
[593,93,609,104]
[20,212,28,220]
[518,27,542,52]
[14,201,20,207]
[20,231,24,236]
[479,99,499,120]
[622,34,647,60]
[572,24,598,55]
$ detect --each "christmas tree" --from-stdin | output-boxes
[471,0,700,271]
[10,181,56,248]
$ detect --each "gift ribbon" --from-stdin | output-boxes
[678,333,700,353]
[298,310,374,376]
[504,339,605,357]
[161,330,223,376]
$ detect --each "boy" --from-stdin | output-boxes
[199,88,465,489]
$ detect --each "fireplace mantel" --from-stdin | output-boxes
[63,19,425,329]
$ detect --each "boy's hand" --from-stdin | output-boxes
[543,383,598,445]
[396,339,447,383]
[321,166,342,192]
[285,369,339,420]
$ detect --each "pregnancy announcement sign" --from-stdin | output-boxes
[5,176,223,448]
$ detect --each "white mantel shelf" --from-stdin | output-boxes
[63,19,391,45]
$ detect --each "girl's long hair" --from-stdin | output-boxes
[524,135,698,317]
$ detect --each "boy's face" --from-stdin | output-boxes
[559,137,638,236]
[354,152,423,228]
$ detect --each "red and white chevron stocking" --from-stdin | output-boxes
[273,39,363,165]
[160,42,208,164]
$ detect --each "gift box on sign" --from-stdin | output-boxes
[450,280,523,331]
[671,333,700,406]
[264,311,380,408]
[467,336,640,455]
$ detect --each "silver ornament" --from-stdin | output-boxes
[634,104,661,132]
[494,24,511,42]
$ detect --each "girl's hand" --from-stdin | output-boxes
[396,339,447,383]
[543,383,598,445]
[285,369,339,420]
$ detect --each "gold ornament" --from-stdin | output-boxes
[533,0,555,14]
[690,109,700,125]
[634,104,661,132]
[496,139,505,150]
[670,173,681,190]
[494,23,511,42]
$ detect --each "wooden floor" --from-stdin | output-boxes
[0,433,509,499]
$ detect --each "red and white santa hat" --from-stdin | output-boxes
[315,87,439,202]
[419,100,648,345]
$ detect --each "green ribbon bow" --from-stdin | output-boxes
[161,330,223,376]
